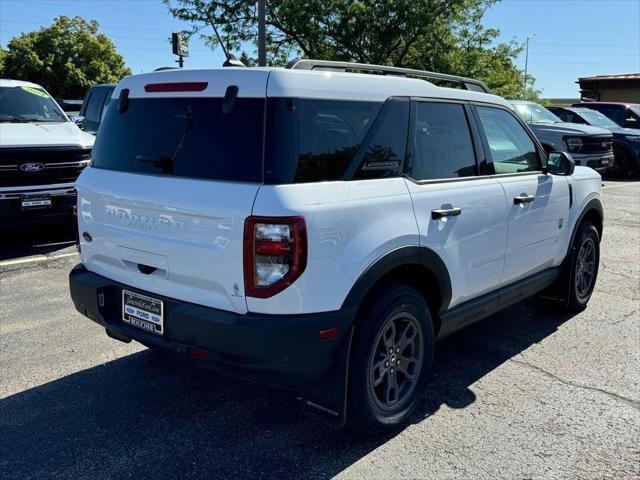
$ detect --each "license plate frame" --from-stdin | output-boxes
[122,290,164,335]
[21,193,52,210]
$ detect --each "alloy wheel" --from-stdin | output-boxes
[369,312,423,411]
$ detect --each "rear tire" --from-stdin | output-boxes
[348,284,434,435]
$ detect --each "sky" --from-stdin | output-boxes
[0,0,639,98]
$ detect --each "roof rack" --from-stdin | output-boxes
[287,59,492,94]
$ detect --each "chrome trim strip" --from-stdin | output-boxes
[404,171,544,185]
[45,160,91,168]
[0,182,75,194]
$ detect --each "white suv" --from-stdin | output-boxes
[69,61,603,435]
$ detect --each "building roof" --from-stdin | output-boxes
[578,73,640,82]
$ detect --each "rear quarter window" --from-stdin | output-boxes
[294,100,381,182]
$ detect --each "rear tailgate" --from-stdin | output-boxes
[77,168,258,314]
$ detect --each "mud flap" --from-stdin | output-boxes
[301,325,354,428]
[539,245,576,309]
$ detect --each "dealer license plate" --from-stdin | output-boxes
[122,290,164,335]
[22,194,51,209]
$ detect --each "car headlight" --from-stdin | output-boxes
[563,136,583,152]
[625,135,640,142]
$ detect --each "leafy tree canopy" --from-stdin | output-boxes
[164,0,539,99]
[1,16,131,98]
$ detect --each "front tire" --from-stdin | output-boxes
[563,221,600,311]
[348,284,434,435]
[607,146,632,178]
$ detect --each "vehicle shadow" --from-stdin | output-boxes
[0,217,77,261]
[0,299,575,479]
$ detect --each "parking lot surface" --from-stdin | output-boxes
[1,180,638,480]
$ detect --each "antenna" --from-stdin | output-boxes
[203,8,245,67]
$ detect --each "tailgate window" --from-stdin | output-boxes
[92,97,264,182]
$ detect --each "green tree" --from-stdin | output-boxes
[164,0,474,64]
[164,0,538,99]
[2,16,131,98]
[404,1,541,99]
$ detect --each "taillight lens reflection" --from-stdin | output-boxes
[244,216,307,298]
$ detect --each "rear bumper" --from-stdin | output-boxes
[0,184,76,219]
[69,264,355,396]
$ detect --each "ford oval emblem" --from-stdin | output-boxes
[20,162,45,172]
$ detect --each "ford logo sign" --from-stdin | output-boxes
[20,163,45,172]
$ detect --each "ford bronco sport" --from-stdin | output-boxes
[69,61,603,435]
[0,80,94,219]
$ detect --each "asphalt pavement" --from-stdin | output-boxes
[1,180,638,479]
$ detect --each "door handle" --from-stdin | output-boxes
[514,194,535,204]
[431,207,462,220]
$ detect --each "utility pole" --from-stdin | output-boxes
[523,34,535,95]
[258,0,266,66]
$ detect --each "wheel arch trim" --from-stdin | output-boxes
[567,198,603,259]
[340,245,452,315]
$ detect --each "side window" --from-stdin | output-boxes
[294,100,381,183]
[572,113,588,124]
[409,102,476,180]
[354,100,410,180]
[476,106,539,174]
[83,91,105,124]
[100,91,112,121]
[599,106,626,126]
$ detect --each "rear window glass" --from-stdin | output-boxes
[91,97,264,183]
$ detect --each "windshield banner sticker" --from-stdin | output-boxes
[20,86,49,98]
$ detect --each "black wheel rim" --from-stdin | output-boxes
[575,237,596,300]
[369,312,423,411]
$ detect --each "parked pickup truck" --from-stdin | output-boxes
[0,79,94,220]
[549,106,640,177]
[510,100,613,171]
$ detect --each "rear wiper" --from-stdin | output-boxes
[130,105,195,175]
[170,104,195,163]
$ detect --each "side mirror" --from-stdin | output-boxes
[547,151,575,176]
[70,115,86,130]
[624,117,637,128]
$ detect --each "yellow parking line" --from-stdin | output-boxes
[0,251,77,267]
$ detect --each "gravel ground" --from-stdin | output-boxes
[1,180,638,480]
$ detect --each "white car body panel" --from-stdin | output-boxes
[112,67,510,105]
[0,122,94,149]
[404,177,508,308]
[497,174,571,285]
[76,167,258,314]
[249,179,418,314]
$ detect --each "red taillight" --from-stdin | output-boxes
[144,82,208,92]
[244,216,307,298]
